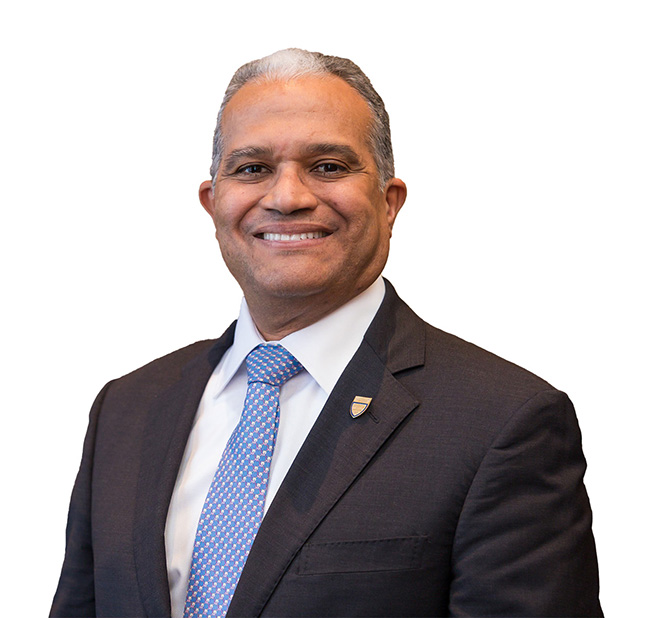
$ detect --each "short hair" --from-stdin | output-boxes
[210,48,395,188]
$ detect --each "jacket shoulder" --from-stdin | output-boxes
[424,322,553,395]
[96,339,220,407]
[124,339,218,377]
[379,281,554,400]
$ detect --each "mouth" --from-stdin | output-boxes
[257,231,331,241]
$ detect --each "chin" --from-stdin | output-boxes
[259,279,328,299]
[246,269,335,299]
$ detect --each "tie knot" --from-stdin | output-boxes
[245,343,304,386]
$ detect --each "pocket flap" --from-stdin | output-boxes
[298,536,427,575]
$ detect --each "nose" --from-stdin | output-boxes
[259,166,318,213]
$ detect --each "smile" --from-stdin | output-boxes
[261,231,329,241]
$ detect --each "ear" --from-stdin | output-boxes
[383,178,407,232]
[198,180,216,218]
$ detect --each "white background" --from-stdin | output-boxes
[2,1,648,615]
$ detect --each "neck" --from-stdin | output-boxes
[245,286,368,341]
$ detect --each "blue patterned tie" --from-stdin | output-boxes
[183,343,304,618]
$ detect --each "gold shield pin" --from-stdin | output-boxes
[350,396,373,418]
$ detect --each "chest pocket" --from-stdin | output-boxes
[297,536,427,575]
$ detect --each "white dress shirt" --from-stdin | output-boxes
[164,278,385,618]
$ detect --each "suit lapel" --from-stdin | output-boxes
[133,326,235,617]
[228,283,425,617]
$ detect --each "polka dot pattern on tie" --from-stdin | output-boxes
[183,343,304,618]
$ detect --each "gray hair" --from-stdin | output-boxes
[210,48,395,188]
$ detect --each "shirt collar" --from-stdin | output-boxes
[214,277,385,398]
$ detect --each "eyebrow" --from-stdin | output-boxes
[302,143,364,167]
[223,143,365,171]
[223,146,274,171]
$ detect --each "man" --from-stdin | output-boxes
[51,49,602,617]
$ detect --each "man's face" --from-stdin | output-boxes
[200,75,406,311]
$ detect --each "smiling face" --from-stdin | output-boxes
[200,75,406,331]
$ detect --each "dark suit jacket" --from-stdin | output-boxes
[51,281,602,617]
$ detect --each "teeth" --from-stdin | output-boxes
[263,231,327,241]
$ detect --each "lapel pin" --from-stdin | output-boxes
[350,396,373,418]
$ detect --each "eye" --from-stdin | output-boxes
[235,163,270,177]
[312,161,349,176]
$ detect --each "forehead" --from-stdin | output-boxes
[219,75,374,156]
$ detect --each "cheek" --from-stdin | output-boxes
[340,198,390,235]
[212,186,261,227]
[320,185,379,218]
[211,203,247,234]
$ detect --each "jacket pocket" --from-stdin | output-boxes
[297,536,427,575]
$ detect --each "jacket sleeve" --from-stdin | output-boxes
[50,382,113,618]
[448,389,603,617]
